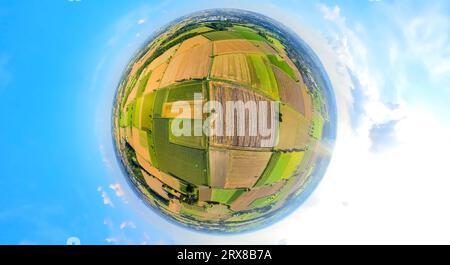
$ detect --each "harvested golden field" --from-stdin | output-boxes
[204,204,232,220]
[147,44,180,70]
[124,126,133,142]
[276,104,310,151]
[213,40,276,55]
[125,86,137,105]
[144,62,168,94]
[208,82,277,149]
[136,152,154,174]
[208,149,228,187]
[137,154,184,194]
[226,150,271,188]
[128,47,156,77]
[176,35,211,54]
[159,42,212,87]
[125,67,151,106]
[208,148,271,189]
[211,54,251,86]
[142,170,171,200]
[211,54,279,99]
[168,200,181,213]
[119,127,125,140]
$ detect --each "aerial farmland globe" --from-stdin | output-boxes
[113,9,337,232]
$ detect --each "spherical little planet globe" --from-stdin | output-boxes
[112,9,337,233]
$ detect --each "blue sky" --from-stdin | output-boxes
[1,0,449,244]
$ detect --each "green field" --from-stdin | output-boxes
[147,131,158,168]
[210,188,244,205]
[152,88,169,118]
[120,76,138,109]
[203,28,266,42]
[133,97,143,128]
[168,118,206,149]
[180,203,207,218]
[311,113,324,140]
[312,90,325,113]
[231,26,267,41]
[250,193,279,208]
[310,89,325,141]
[269,172,302,208]
[255,151,304,187]
[167,80,204,102]
[140,92,156,130]
[136,71,152,98]
[165,26,213,48]
[153,118,208,186]
[173,26,212,41]
[266,35,285,51]
[231,25,256,32]
[119,100,135,128]
[267,54,296,80]
[246,54,279,100]
[227,211,261,222]
[203,31,239,41]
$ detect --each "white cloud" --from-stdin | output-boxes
[109,183,125,197]
[403,12,450,80]
[103,218,113,227]
[120,221,136,230]
[105,237,119,243]
[274,108,450,244]
[99,144,113,169]
[137,19,146,25]
[318,5,342,22]
[264,4,397,136]
[318,4,372,97]
[97,186,114,207]
[109,182,129,204]
[379,2,450,101]
[316,4,402,147]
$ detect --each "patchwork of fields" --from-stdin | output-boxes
[113,19,328,231]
